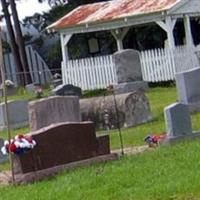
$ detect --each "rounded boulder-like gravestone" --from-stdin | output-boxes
[80,91,152,129]
[113,49,142,84]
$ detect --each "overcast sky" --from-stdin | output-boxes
[16,0,51,20]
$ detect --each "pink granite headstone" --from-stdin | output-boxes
[29,96,81,131]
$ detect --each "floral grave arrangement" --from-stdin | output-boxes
[35,85,43,98]
[4,80,15,87]
[1,134,36,155]
[144,133,166,147]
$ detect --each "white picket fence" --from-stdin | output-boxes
[62,45,200,90]
[62,55,117,90]
[140,46,199,82]
[3,45,52,85]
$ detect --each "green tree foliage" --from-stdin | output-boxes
[42,3,77,24]
[67,0,109,6]
[46,41,62,69]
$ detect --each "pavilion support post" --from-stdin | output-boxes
[60,33,72,68]
[156,16,177,48]
[111,27,130,51]
[183,15,194,47]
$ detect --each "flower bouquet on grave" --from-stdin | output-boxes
[0,80,16,97]
[35,85,43,98]
[144,133,166,148]
[4,80,15,87]
[1,134,36,155]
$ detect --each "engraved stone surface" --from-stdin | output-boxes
[29,96,81,131]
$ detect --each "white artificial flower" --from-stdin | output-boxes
[1,147,7,155]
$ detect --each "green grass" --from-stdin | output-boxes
[1,86,200,199]
[105,87,200,149]
[1,141,200,199]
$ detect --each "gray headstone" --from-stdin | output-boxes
[52,84,82,97]
[0,86,17,97]
[29,96,81,131]
[25,84,36,93]
[0,100,29,130]
[0,138,8,163]
[164,103,192,137]
[114,81,148,94]
[113,49,142,83]
[176,67,200,104]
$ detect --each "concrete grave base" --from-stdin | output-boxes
[187,101,200,113]
[14,153,118,185]
[161,132,200,144]
[114,81,149,94]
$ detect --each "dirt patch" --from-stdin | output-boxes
[0,171,11,186]
[112,145,153,155]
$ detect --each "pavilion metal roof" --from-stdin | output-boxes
[48,0,182,30]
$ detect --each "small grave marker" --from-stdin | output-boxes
[164,103,192,137]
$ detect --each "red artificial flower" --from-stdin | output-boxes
[9,143,17,153]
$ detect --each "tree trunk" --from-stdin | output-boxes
[80,91,152,130]
[9,0,32,84]
[1,0,25,85]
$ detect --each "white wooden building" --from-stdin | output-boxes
[47,0,200,90]
[3,45,51,85]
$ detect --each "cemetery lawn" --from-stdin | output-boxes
[1,141,200,199]
[1,86,200,199]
